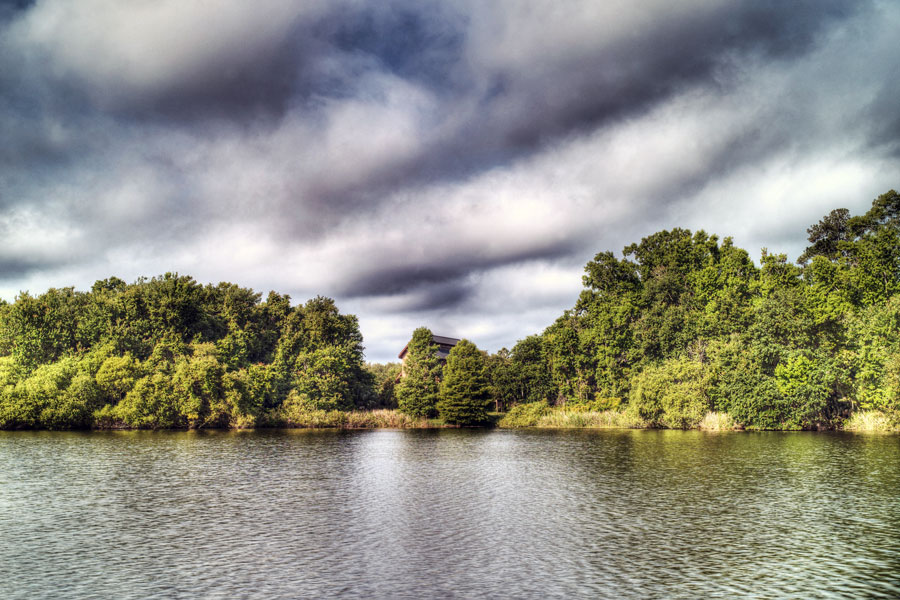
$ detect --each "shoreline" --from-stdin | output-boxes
[3,407,897,433]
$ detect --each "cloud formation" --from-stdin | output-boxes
[1,0,899,360]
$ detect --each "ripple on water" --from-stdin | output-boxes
[1,429,898,599]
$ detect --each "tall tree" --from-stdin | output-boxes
[438,339,492,425]
[396,327,441,418]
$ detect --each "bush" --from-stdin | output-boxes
[95,353,143,403]
[111,372,182,428]
[846,297,900,413]
[281,408,348,428]
[566,396,622,412]
[772,351,834,429]
[222,369,263,428]
[628,357,710,428]
[0,357,103,429]
[292,347,356,412]
[498,401,552,428]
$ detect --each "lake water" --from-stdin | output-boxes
[1,429,898,599]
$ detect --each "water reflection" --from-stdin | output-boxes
[1,430,898,599]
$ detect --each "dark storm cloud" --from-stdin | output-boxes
[243,0,869,212]
[0,254,68,281]
[867,79,900,158]
[338,235,578,298]
[381,280,474,313]
[453,0,860,153]
[0,6,310,121]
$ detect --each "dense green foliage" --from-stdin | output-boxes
[0,274,374,429]
[438,339,492,425]
[365,362,401,408]
[485,336,554,411]
[489,190,900,430]
[497,400,552,428]
[395,327,441,418]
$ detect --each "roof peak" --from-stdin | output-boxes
[398,333,461,359]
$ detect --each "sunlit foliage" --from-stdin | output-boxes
[0,275,371,429]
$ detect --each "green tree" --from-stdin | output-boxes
[396,327,441,418]
[845,296,900,413]
[366,362,401,408]
[438,339,492,425]
[290,346,356,412]
[798,208,852,265]
[508,336,554,405]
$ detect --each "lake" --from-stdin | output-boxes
[1,429,898,599]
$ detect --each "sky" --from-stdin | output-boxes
[1,0,899,362]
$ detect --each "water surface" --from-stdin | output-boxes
[1,429,898,598]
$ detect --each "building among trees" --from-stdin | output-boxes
[398,334,459,376]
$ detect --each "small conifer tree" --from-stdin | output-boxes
[438,339,491,425]
[396,327,441,418]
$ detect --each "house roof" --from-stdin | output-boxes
[398,334,461,359]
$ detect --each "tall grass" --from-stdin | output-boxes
[498,402,646,429]
[261,408,434,429]
[843,410,900,432]
[698,411,737,431]
[345,410,430,429]
[535,409,645,429]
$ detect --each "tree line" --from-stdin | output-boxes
[2,190,898,430]
[468,189,900,430]
[0,275,375,429]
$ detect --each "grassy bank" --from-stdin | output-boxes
[496,401,900,432]
[12,405,900,432]
[273,408,436,429]
[271,407,900,431]
[86,409,445,430]
[497,401,646,429]
[842,410,900,432]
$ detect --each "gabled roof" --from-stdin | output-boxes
[398,334,461,359]
[431,335,461,347]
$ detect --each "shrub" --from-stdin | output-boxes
[566,396,622,412]
[222,369,263,428]
[707,337,824,430]
[95,353,143,403]
[498,401,551,428]
[111,372,182,428]
[772,351,834,429]
[628,357,710,428]
[1,357,103,429]
[292,347,356,412]
[281,408,348,428]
